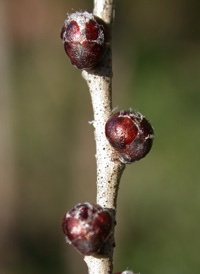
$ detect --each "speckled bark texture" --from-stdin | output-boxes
[93,0,115,24]
[82,1,125,273]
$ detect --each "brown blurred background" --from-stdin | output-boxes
[1,0,200,273]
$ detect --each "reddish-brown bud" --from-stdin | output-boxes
[62,202,113,255]
[105,110,154,163]
[60,11,109,69]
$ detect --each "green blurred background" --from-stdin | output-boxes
[1,0,200,273]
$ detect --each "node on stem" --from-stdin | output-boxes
[61,11,109,69]
[105,110,154,163]
[62,202,114,255]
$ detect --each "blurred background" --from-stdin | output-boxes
[1,0,200,273]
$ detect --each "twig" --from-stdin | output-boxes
[82,0,125,273]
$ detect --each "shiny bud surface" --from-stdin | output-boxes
[105,110,154,163]
[62,202,113,255]
[61,11,109,69]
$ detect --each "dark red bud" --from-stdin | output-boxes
[62,202,113,255]
[105,110,154,163]
[60,11,109,69]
